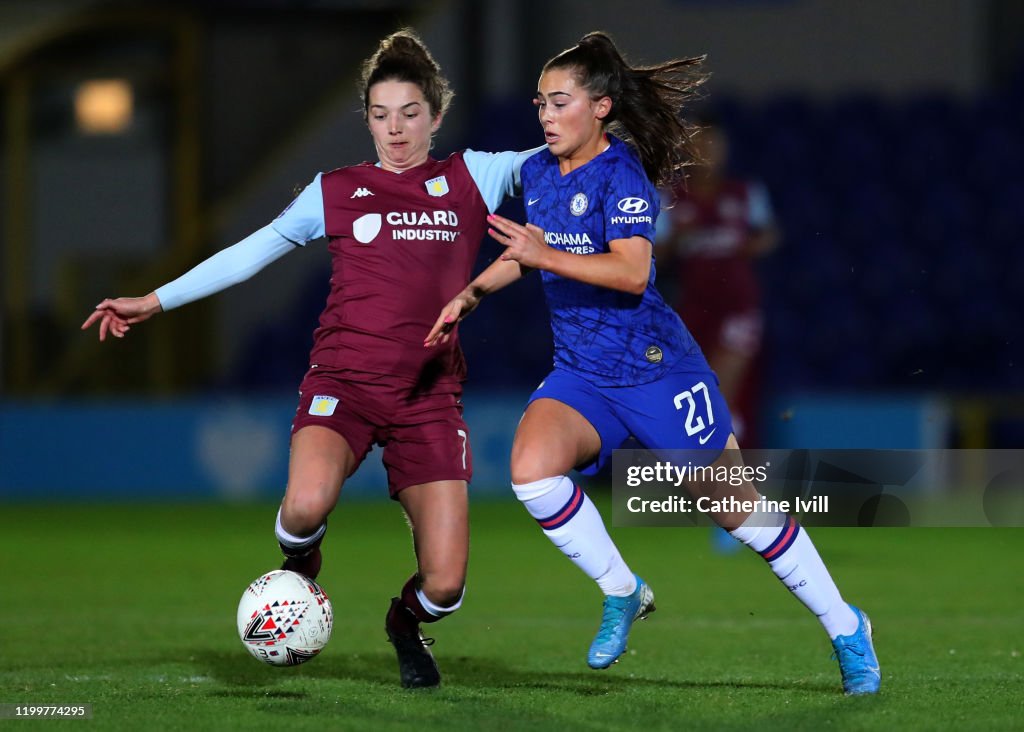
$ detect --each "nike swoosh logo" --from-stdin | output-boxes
[527,197,541,205]
[593,652,612,657]
[698,428,716,445]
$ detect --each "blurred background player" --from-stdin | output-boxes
[81,29,542,690]
[427,32,879,695]
[658,116,780,554]
[658,115,779,448]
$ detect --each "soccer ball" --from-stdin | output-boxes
[236,569,333,666]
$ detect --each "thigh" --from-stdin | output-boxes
[613,368,733,456]
[614,376,758,528]
[283,425,358,516]
[291,368,377,468]
[691,433,762,530]
[514,370,628,480]
[382,386,471,497]
[397,479,469,582]
[285,369,379,512]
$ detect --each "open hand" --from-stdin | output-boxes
[487,214,548,269]
[81,293,162,341]
[424,289,481,347]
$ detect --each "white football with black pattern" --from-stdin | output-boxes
[236,570,333,666]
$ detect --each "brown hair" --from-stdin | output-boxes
[544,31,706,186]
[359,29,454,121]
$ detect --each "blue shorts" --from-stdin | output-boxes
[527,367,733,475]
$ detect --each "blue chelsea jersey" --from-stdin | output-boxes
[520,135,701,386]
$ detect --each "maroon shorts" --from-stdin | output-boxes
[291,368,472,497]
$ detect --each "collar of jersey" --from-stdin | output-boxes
[370,157,438,176]
[545,134,623,178]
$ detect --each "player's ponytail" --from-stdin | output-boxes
[360,29,454,121]
[544,31,706,186]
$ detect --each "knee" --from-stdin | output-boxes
[511,432,580,486]
[510,446,559,486]
[280,491,330,535]
[511,466,550,486]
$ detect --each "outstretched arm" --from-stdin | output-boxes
[424,256,527,347]
[81,224,297,341]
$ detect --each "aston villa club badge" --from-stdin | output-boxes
[425,175,449,197]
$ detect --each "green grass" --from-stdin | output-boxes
[1,498,1021,731]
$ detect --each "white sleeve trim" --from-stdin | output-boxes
[154,224,297,311]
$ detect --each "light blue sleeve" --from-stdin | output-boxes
[154,225,296,311]
[271,173,326,244]
[747,181,775,229]
[463,146,546,213]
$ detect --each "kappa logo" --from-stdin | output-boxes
[350,187,374,198]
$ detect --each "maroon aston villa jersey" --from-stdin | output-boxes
[667,179,772,314]
[288,154,489,386]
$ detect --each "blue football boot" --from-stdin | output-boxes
[831,604,881,695]
[587,575,656,669]
[711,525,744,555]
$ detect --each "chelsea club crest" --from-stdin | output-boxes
[570,192,588,216]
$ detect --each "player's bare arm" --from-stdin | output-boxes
[424,256,525,348]
[487,213,651,295]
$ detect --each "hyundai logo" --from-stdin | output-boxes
[617,197,649,214]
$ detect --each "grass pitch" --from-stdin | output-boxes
[1,498,1021,731]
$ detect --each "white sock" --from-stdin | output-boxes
[416,586,464,618]
[513,476,637,597]
[275,507,326,554]
[731,512,859,639]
